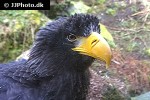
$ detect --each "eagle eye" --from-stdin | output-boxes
[67,33,77,42]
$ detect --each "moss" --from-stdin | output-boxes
[0,10,49,63]
[102,87,129,100]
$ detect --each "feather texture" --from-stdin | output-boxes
[0,14,100,100]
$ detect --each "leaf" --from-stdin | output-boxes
[106,8,117,16]
[100,23,114,42]
[100,23,116,48]
[13,21,23,32]
[145,48,150,56]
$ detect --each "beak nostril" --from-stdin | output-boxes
[91,39,97,45]
[91,39,99,47]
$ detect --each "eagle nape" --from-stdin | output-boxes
[0,14,112,100]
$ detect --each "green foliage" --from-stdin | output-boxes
[49,2,70,18]
[126,42,139,52]
[104,2,119,16]
[102,87,126,100]
[68,1,91,15]
[100,23,116,48]
[107,40,116,48]
[130,5,138,12]
[100,23,114,41]
[0,10,49,62]
[145,48,150,56]
[96,0,106,4]
[106,8,117,16]
[120,20,138,28]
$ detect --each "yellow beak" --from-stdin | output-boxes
[72,32,112,68]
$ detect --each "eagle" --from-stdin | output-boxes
[0,14,112,100]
